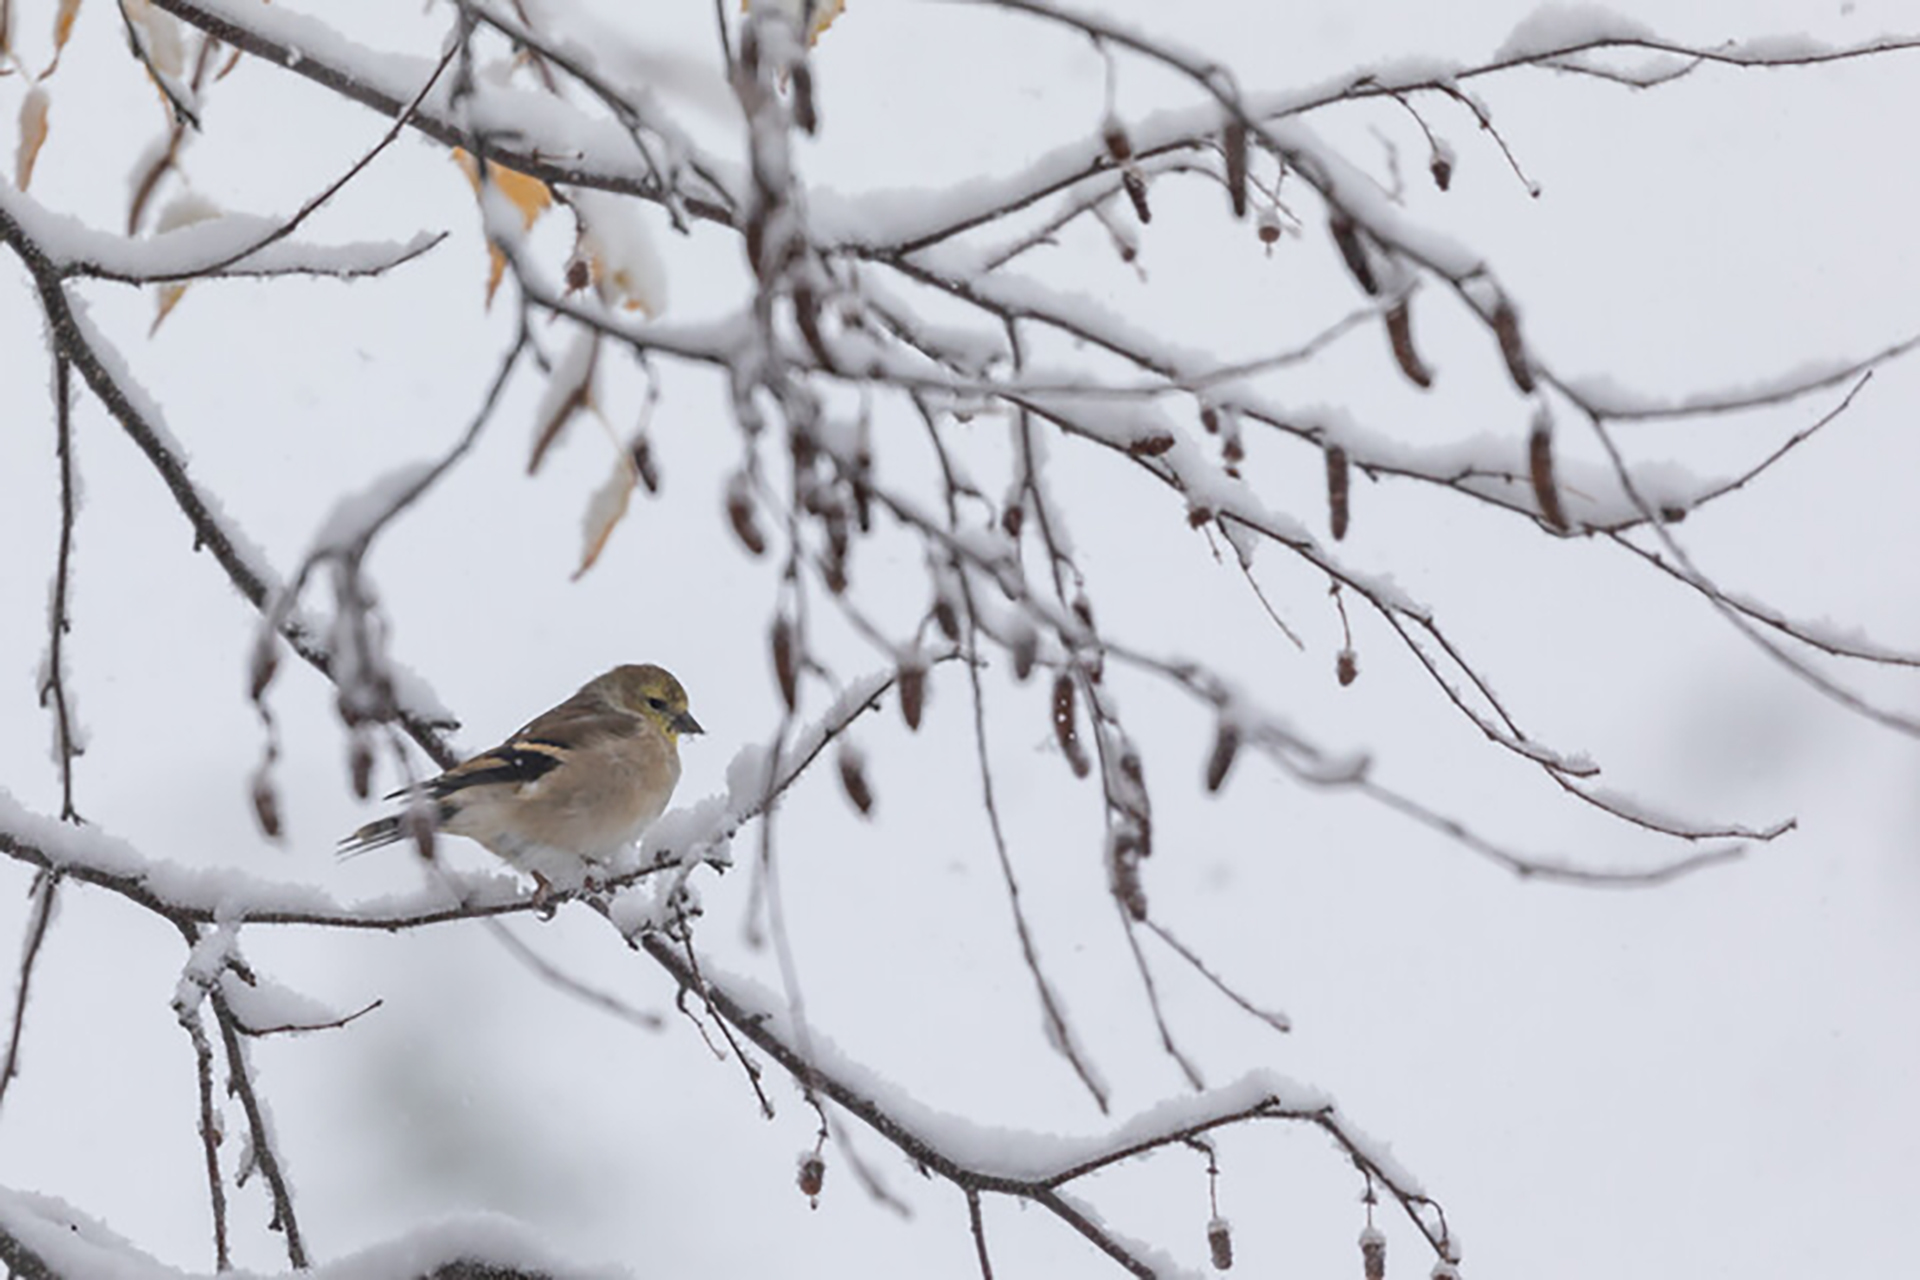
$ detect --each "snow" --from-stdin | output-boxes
[1493,5,1656,62]
[0,183,442,282]
[308,463,438,554]
[0,1186,630,1279]
[690,952,1347,1184]
[571,188,669,316]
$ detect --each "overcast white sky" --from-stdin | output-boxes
[2,2,1917,1277]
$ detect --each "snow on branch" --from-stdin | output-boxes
[0,1187,622,1280]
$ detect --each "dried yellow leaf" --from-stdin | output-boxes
[451,148,552,229]
[740,0,845,45]
[15,87,49,190]
[150,282,189,335]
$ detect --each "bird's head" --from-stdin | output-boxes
[604,664,704,740]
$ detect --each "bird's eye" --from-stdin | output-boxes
[647,697,669,711]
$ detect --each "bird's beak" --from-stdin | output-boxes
[672,710,705,736]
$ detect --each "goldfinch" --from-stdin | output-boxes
[341,664,703,888]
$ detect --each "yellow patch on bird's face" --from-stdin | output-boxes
[612,664,703,740]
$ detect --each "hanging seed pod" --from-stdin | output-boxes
[349,734,374,800]
[1257,211,1281,245]
[837,745,873,817]
[1384,300,1433,389]
[771,615,799,710]
[1009,626,1038,681]
[932,594,961,642]
[1188,504,1215,529]
[630,436,661,494]
[565,254,592,294]
[1122,168,1152,224]
[250,770,281,839]
[1360,1227,1386,1280]
[1326,443,1351,541]
[1199,404,1221,434]
[791,61,818,135]
[1205,723,1240,794]
[1491,297,1535,393]
[1001,501,1025,540]
[1430,151,1454,191]
[1104,121,1134,163]
[1223,120,1249,218]
[248,636,279,702]
[1110,832,1148,921]
[726,475,767,556]
[797,1152,826,1204]
[1128,433,1176,457]
[897,662,926,731]
[1052,674,1091,778]
[1528,415,1568,532]
[1208,1217,1235,1271]
[404,805,437,861]
[1329,213,1379,295]
[1337,648,1359,687]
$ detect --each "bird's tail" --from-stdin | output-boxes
[338,815,406,859]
